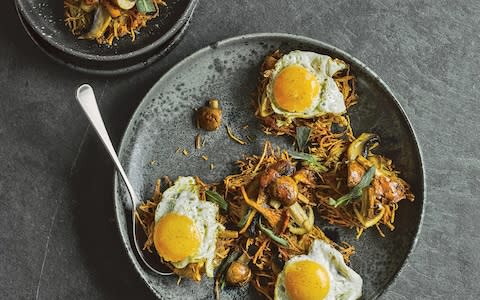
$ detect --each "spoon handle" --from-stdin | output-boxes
[75,84,139,206]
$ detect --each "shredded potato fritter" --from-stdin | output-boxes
[64,0,166,45]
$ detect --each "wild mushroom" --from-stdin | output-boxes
[226,260,252,286]
[259,160,295,188]
[353,187,385,228]
[113,0,136,10]
[197,99,222,131]
[80,5,112,40]
[347,133,379,187]
[347,133,380,161]
[269,176,298,207]
[288,205,314,235]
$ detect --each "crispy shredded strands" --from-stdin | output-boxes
[136,142,355,299]
[64,0,167,45]
[226,125,247,145]
[220,141,354,298]
[254,50,415,240]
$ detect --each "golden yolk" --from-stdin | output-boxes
[273,65,320,113]
[284,260,330,300]
[153,213,200,262]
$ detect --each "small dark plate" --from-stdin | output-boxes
[114,33,425,299]
[15,0,197,62]
[16,3,192,75]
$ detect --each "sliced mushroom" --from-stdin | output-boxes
[293,168,316,185]
[288,204,314,235]
[80,5,112,40]
[347,133,380,161]
[347,160,366,188]
[113,0,136,10]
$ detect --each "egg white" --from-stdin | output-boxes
[274,239,362,300]
[154,176,224,277]
[265,51,348,119]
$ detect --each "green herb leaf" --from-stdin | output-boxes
[288,150,328,173]
[237,208,252,228]
[206,190,228,211]
[295,126,311,152]
[136,0,156,13]
[258,218,289,247]
[329,166,376,207]
[215,249,241,279]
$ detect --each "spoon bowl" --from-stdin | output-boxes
[75,84,173,276]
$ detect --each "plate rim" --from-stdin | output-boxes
[113,32,426,299]
[15,0,198,62]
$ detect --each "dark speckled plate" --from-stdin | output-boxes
[15,1,192,75]
[114,33,424,300]
[15,0,197,61]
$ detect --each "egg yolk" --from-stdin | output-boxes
[284,260,330,300]
[273,65,320,113]
[153,213,200,262]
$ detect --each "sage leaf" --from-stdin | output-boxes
[136,0,156,13]
[206,190,228,211]
[295,126,311,152]
[329,166,376,207]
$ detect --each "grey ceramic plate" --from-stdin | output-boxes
[114,33,424,300]
[15,0,197,61]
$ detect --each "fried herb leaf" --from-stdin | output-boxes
[328,166,376,207]
[206,190,228,211]
[288,150,328,173]
[295,126,311,152]
[258,218,289,247]
[136,0,156,13]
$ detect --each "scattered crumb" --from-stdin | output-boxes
[162,176,173,187]
[246,135,257,143]
[175,147,181,153]
[182,149,189,156]
[210,163,215,170]
[226,125,246,145]
[242,124,249,129]
[150,160,158,166]
[201,155,209,161]
[195,134,202,149]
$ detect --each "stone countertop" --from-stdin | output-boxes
[1,0,479,299]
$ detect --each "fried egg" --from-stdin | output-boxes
[264,51,347,119]
[153,176,224,277]
[274,239,362,300]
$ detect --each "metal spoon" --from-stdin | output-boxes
[75,84,173,276]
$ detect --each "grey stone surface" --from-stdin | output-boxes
[0,0,478,299]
